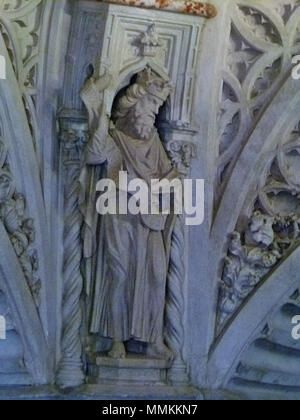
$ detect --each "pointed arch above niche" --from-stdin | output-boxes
[102,60,171,120]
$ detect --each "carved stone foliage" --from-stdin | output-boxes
[218,212,299,330]
[139,23,161,57]
[0,0,44,150]
[218,120,300,331]
[0,138,41,307]
[217,1,300,191]
[259,123,300,217]
[0,1,45,301]
[0,0,52,385]
[166,141,196,176]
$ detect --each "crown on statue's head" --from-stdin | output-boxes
[137,68,173,101]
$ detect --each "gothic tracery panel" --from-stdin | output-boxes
[217,1,300,196]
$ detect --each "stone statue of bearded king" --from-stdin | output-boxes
[80,68,178,360]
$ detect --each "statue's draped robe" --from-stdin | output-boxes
[80,124,178,343]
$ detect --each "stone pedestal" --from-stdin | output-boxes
[89,355,172,386]
[0,373,32,386]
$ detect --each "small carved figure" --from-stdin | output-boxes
[141,24,161,57]
[219,211,284,327]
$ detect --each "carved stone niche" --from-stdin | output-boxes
[59,1,205,392]
[81,69,193,389]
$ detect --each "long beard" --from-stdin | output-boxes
[117,111,156,140]
[134,115,155,140]
[135,123,154,140]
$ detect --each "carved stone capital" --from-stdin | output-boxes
[167,140,196,176]
[158,122,197,175]
[58,110,89,165]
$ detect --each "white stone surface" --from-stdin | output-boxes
[0,0,300,399]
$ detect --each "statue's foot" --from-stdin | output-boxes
[108,341,126,359]
[147,342,173,361]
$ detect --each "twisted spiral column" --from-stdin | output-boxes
[164,139,195,384]
[165,213,189,384]
[56,118,88,388]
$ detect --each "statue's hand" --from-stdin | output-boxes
[100,111,110,134]
[81,72,112,129]
[82,72,112,97]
